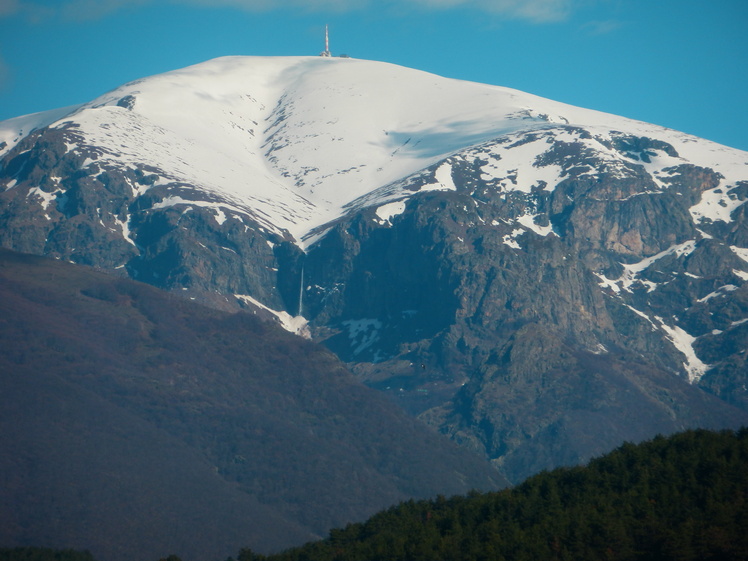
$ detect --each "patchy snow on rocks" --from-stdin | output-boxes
[616,240,697,292]
[342,318,383,357]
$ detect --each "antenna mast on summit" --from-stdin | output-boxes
[320,24,331,57]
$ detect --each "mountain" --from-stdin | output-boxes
[1,55,747,483]
[0,248,504,561]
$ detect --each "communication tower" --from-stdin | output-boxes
[320,24,331,57]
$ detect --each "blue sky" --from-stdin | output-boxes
[0,0,746,151]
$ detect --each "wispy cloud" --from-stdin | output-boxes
[1,0,148,21]
[0,52,11,91]
[2,0,589,22]
[465,0,575,23]
[191,0,580,21]
[581,18,624,35]
[58,0,150,20]
[191,0,370,11]
[0,0,20,17]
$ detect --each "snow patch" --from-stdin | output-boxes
[627,240,697,274]
[342,318,383,357]
[375,199,406,224]
[213,207,228,225]
[624,304,657,329]
[595,273,621,294]
[421,162,456,192]
[501,227,525,249]
[114,215,137,247]
[27,186,62,218]
[656,317,709,383]
[502,234,522,249]
[730,246,748,264]
[234,294,310,338]
[516,212,554,236]
[690,185,747,224]
[697,284,739,303]
[617,240,696,292]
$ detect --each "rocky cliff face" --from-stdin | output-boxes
[1,57,747,483]
[291,127,748,480]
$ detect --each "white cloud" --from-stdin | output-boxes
[0,0,20,16]
[190,0,580,21]
[184,0,370,12]
[409,0,575,22]
[504,0,574,22]
[1,0,585,22]
[0,0,351,20]
[0,0,148,21]
[59,0,151,20]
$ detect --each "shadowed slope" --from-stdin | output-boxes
[0,249,505,561]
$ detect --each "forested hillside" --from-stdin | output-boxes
[0,549,95,561]
[4,429,746,561]
[258,429,748,561]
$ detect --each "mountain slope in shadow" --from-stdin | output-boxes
[0,249,505,561]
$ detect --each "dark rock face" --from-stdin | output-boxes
[0,124,291,312]
[294,129,748,481]
[2,120,747,484]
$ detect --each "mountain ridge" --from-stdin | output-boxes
[1,55,747,484]
[2,56,745,247]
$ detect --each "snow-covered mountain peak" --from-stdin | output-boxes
[3,55,748,478]
[0,56,574,240]
[1,55,746,247]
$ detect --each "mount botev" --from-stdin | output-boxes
[2,56,748,482]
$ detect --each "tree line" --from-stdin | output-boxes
[259,428,748,561]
